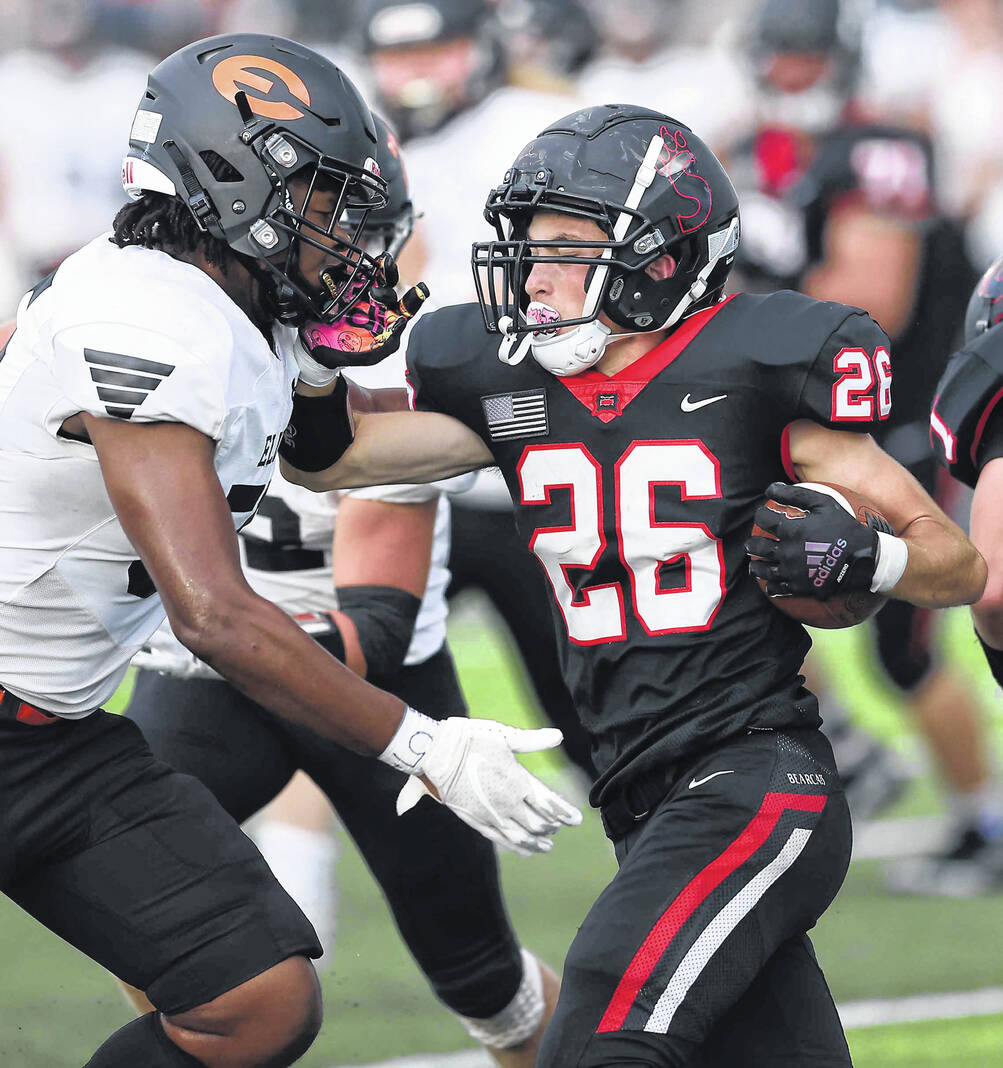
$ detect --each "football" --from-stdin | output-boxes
[751,481,891,629]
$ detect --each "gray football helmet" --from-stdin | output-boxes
[122,33,388,324]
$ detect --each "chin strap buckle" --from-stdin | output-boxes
[497,316,534,365]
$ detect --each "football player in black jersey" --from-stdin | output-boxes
[282,103,985,1065]
[727,0,999,856]
[928,254,1003,893]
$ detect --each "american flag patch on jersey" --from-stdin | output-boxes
[481,388,548,441]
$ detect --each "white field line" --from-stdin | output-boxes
[330,988,1003,1067]
[838,987,1003,1028]
[331,1054,490,1068]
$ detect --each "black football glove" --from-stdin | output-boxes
[303,253,430,369]
[744,482,880,600]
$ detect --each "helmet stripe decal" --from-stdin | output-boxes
[581,134,663,321]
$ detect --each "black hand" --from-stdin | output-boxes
[745,483,879,600]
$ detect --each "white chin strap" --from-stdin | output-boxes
[496,130,740,378]
[498,310,612,377]
[497,214,739,377]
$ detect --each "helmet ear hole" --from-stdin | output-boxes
[644,254,676,281]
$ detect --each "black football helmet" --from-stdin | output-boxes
[965,254,1003,343]
[472,105,740,375]
[122,33,388,325]
[359,0,505,142]
[347,115,415,260]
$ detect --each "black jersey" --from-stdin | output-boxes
[931,327,1003,489]
[407,295,890,805]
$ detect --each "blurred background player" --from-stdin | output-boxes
[928,255,1003,893]
[574,0,753,152]
[720,0,1003,887]
[0,0,162,310]
[858,0,1003,273]
[354,0,597,788]
[495,0,598,92]
[355,0,580,299]
[123,117,563,1067]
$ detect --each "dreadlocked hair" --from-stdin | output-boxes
[111,193,231,272]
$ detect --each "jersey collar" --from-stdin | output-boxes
[558,294,737,422]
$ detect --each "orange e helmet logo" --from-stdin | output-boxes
[211,55,311,121]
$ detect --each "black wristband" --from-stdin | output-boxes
[976,629,1003,689]
[279,376,354,473]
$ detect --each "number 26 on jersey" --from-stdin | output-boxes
[518,441,725,644]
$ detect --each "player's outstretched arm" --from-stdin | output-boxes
[283,407,494,492]
[786,419,986,607]
[85,414,579,853]
[85,414,406,747]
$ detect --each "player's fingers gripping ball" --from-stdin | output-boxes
[304,252,430,369]
[744,481,907,629]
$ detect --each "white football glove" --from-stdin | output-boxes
[381,711,583,856]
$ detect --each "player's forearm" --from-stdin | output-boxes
[285,411,490,491]
[173,592,404,753]
[890,516,987,607]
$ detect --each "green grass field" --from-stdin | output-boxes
[1,596,1001,1066]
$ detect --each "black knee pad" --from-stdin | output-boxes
[874,599,934,692]
[84,1012,203,1067]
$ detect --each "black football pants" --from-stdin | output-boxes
[0,710,320,1016]
[538,727,853,1067]
[125,645,524,1019]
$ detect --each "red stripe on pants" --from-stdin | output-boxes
[596,790,827,1033]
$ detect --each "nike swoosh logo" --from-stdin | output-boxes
[688,770,735,789]
[680,393,727,412]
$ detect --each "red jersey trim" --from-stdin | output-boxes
[559,294,739,419]
[970,385,1003,470]
[780,423,798,481]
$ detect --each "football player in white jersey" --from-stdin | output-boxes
[120,117,563,1066]
[0,35,579,1068]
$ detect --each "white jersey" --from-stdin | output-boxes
[135,310,473,681]
[403,86,582,304]
[243,474,453,665]
[0,235,297,716]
